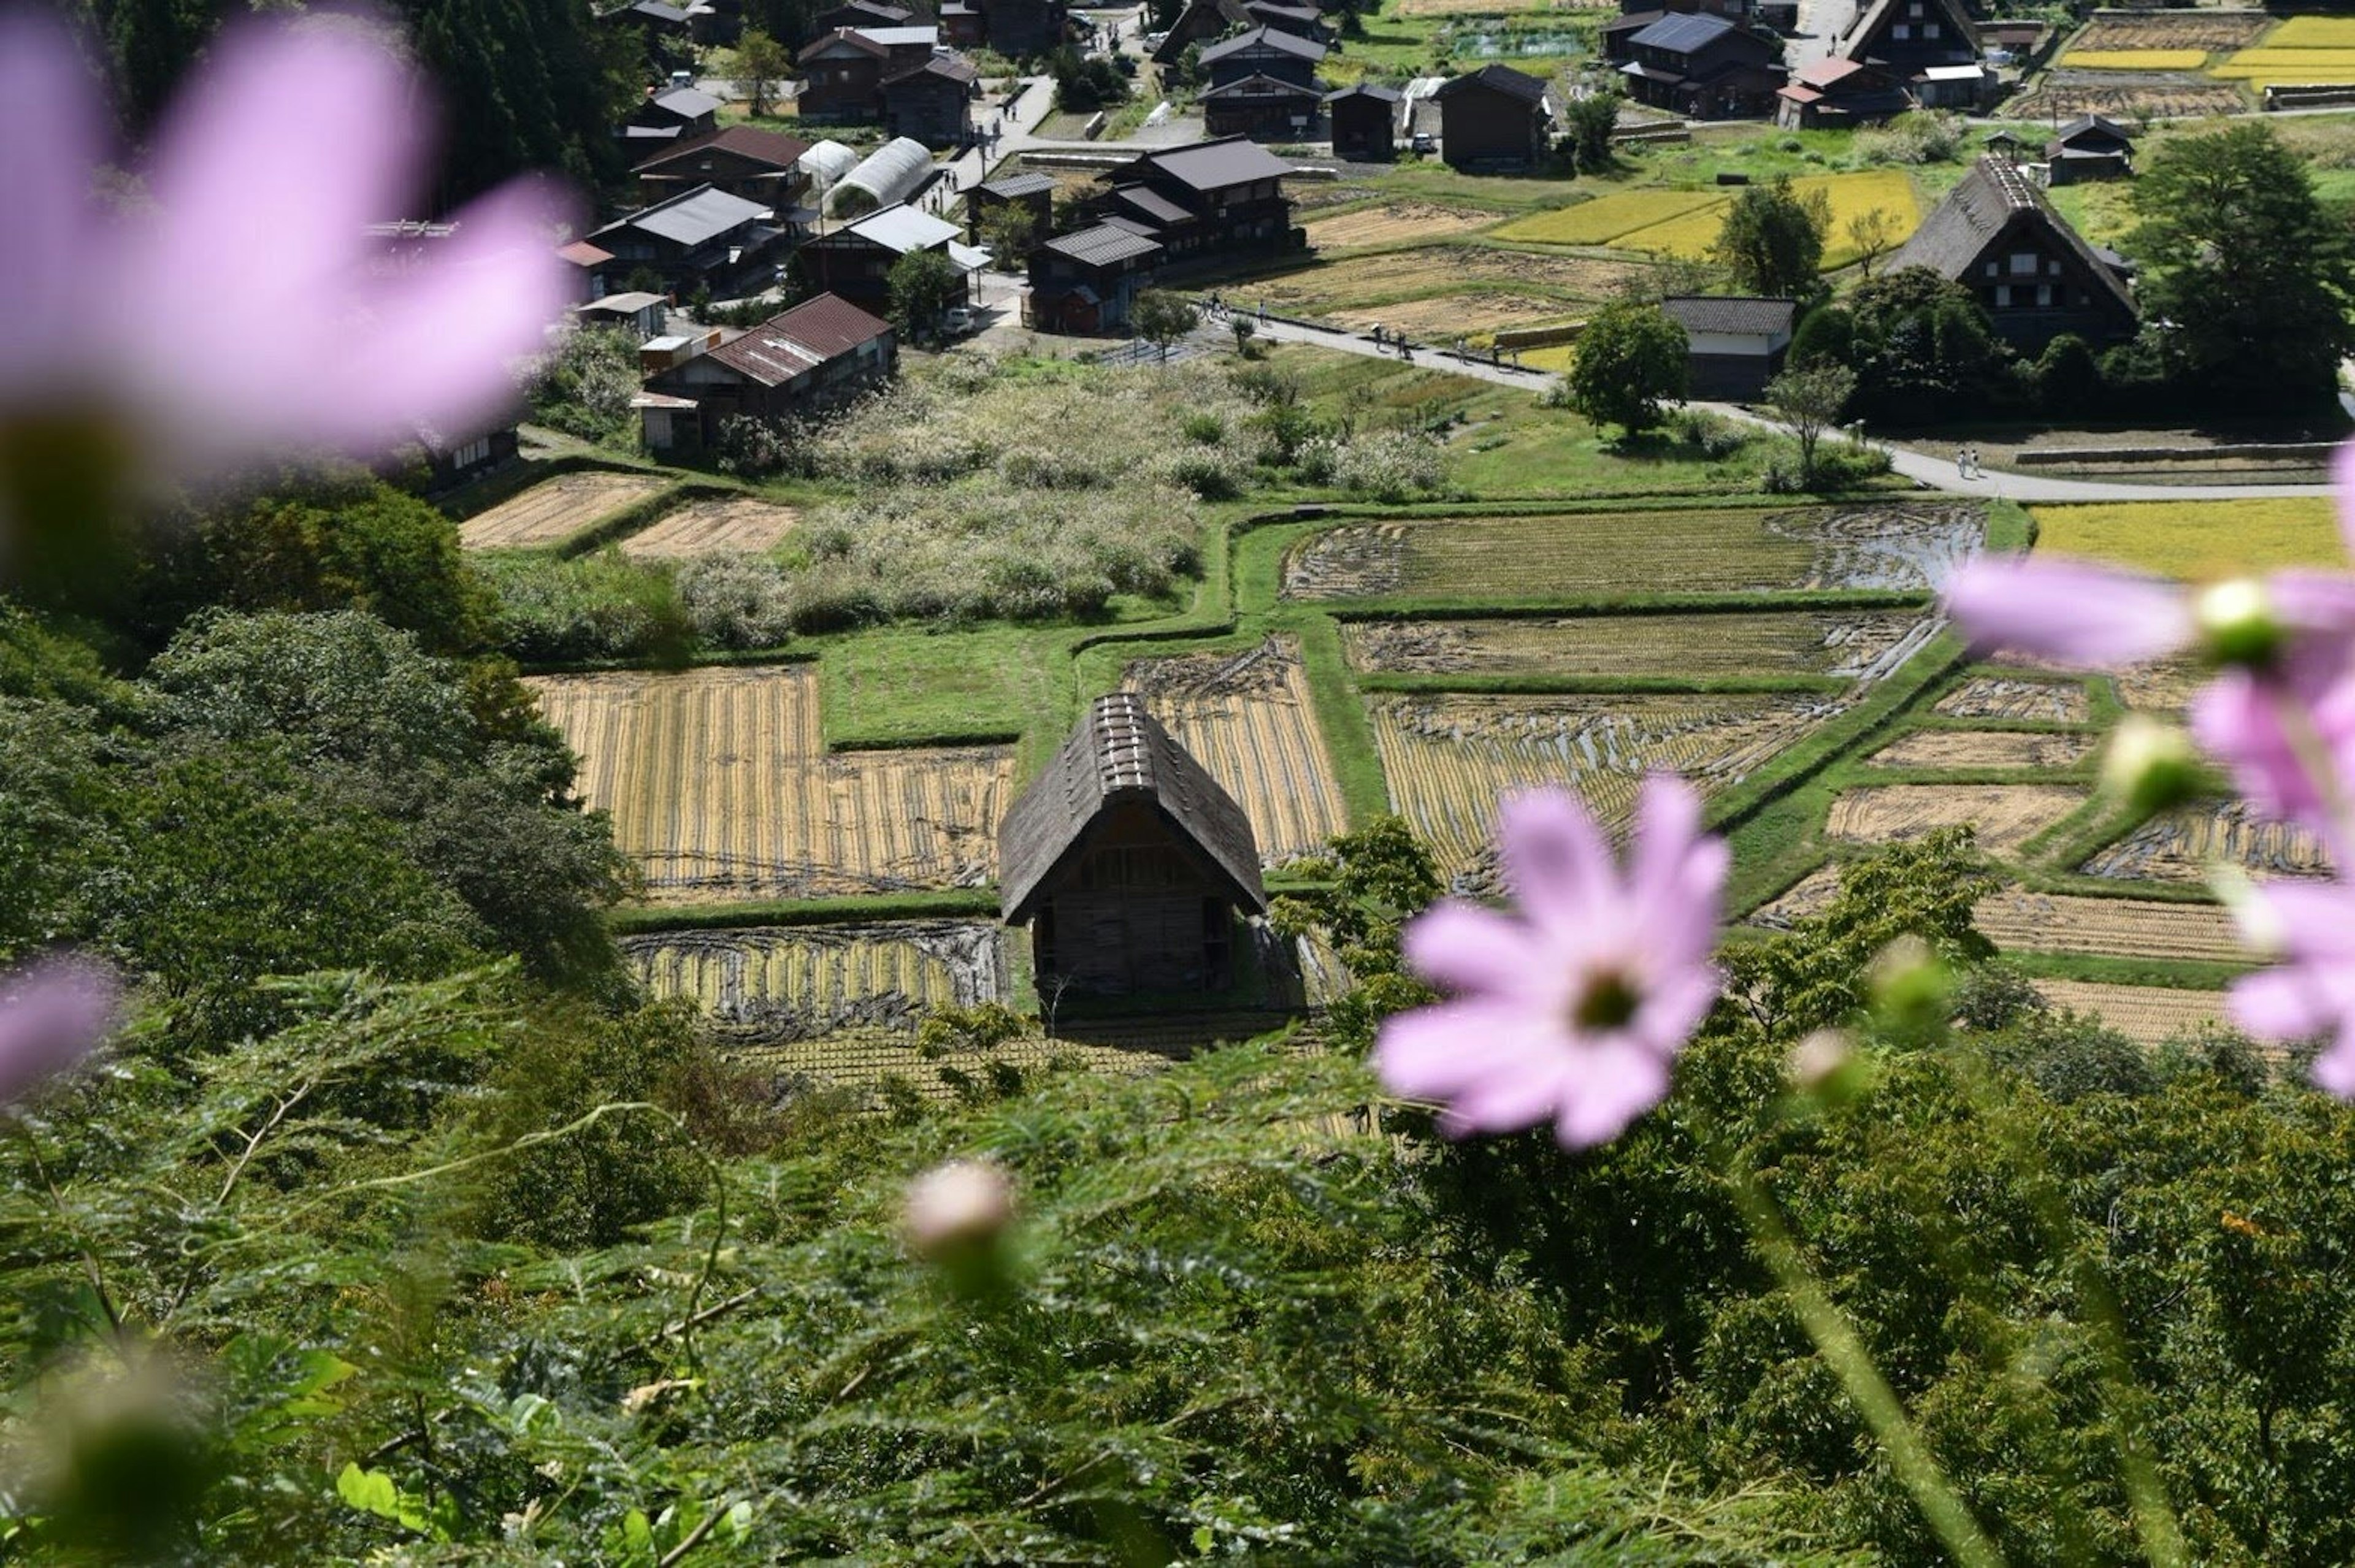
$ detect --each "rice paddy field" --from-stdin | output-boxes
[618,495,801,559]
[1745,863,1844,928]
[528,665,1014,902]
[1283,502,1985,602]
[2029,498,2344,581]
[1824,783,2088,857]
[625,921,1006,1037]
[2033,980,2232,1049]
[1343,608,1934,679]
[2062,50,2210,71]
[1866,729,2094,771]
[1369,690,1848,882]
[1492,172,1923,269]
[1932,676,2088,723]
[1122,637,1350,867]
[2066,13,2268,55]
[1974,889,2242,964]
[458,470,672,551]
[2081,800,2332,885]
[1299,203,1504,250]
[2112,657,2201,716]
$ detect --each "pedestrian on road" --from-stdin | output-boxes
[1257,300,1266,323]
[1969,446,1983,479]
[1956,448,1969,478]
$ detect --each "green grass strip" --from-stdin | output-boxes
[606,888,1001,935]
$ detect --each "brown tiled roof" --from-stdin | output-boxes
[633,124,814,174]
[702,291,891,386]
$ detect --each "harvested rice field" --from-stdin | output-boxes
[1369,690,1847,883]
[1122,637,1349,867]
[726,1023,1204,1104]
[529,665,1014,901]
[2032,981,2232,1049]
[458,470,670,551]
[1343,609,1934,679]
[1301,203,1503,248]
[2067,13,2267,54]
[2081,800,2331,884]
[1284,501,1984,602]
[1824,783,2088,857]
[1745,863,1843,928]
[1330,293,1570,336]
[1867,729,2094,771]
[2009,80,2246,121]
[626,920,1005,1039]
[1974,889,2243,964]
[1933,676,2088,722]
[618,495,801,559]
[2113,657,2200,714]
[2062,49,2209,70]
[1492,189,1721,247]
[1250,248,1653,323]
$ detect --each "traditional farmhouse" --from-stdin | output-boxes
[1775,56,1911,128]
[814,0,913,31]
[882,52,979,146]
[1600,0,1756,63]
[1199,26,1328,89]
[1884,155,2137,352]
[976,0,1071,56]
[638,293,896,454]
[1660,295,1796,398]
[967,170,1057,243]
[1093,137,1301,267]
[2044,115,2134,185]
[798,202,991,312]
[1618,12,1785,119]
[1829,0,1986,110]
[1027,223,1164,332]
[796,25,940,121]
[588,184,782,294]
[1325,82,1400,161]
[578,290,672,340]
[1245,0,1328,40]
[1200,74,1326,140]
[633,126,815,214]
[1434,64,1552,172]
[998,694,1266,998]
[1152,0,1250,66]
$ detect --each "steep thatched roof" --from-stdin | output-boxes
[999,694,1266,923]
[1886,155,2137,326]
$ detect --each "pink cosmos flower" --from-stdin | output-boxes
[2226,879,2355,1098]
[0,8,571,471]
[0,959,118,1105]
[1376,777,1728,1148]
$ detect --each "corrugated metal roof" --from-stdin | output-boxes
[979,172,1057,198]
[1112,184,1195,225]
[1632,10,1734,53]
[651,85,724,117]
[700,291,891,386]
[1323,82,1401,102]
[848,202,960,253]
[634,124,813,173]
[1125,137,1294,193]
[1041,223,1165,266]
[1199,25,1326,63]
[593,184,769,248]
[1435,63,1548,104]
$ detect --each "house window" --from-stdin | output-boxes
[2009,251,2037,275]
[1994,285,2011,308]
[453,437,491,468]
[1923,21,1939,36]
[1908,1,1923,13]
[2036,283,2052,307]
[1893,22,1909,38]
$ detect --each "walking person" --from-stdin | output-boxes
[1956,448,1969,480]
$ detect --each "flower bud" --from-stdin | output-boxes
[902,1160,1014,1261]
[2100,714,2201,816]
[1869,934,1951,1034]
[2196,578,2283,670]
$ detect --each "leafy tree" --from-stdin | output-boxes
[1788,302,1856,370]
[2034,332,2103,418]
[1269,813,1440,1052]
[1844,266,2007,426]
[1229,315,1258,358]
[976,199,1040,264]
[736,26,794,117]
[1845,205,1897,277]
[1712,177,1831,297]
[1763,361,1857,488]
[2124,121,2355,413]
[1558,88,1622,175]
[886,248,963,342]
[1563,300,1689,437]
[1049,44,1128,110]
[529,325,645,445]
[1131,289,1200,361]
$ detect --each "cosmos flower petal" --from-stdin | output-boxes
[1441,1057,1577,1136]
[2191,671,2327,824]
[2265,570,2355,637]
[0,959,118,1104]
[1376,1002,1557,1101]
[1636,969,1721,1049]
[0,10,105,392]
[2227,968,2344,1043]
[1497,787,1614,924]
[1553,1039,1672,1150]
[1943,557,2192,668]
[1401,900,1547,998]
[2335,440,2355,562]
[2239,881,2355,960]
[2313,1033,2355,1100]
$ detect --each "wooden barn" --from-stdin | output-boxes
[999,694,1266,998]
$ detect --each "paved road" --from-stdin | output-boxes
[1192,307,1566,390]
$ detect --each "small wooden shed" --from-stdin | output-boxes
[999,694,1266,998]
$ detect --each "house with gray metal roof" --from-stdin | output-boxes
[589,184,781,293]
[1199,25,1328,89]
[1090,138,1302,267]
[1620,11,1784,118]
[640,291,897,454]
[1027,224,1164,333]
[1884,155,2137,352]
[800,202,991,312]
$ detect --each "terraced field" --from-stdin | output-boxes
[1746,863,1844,928]
[1493,172,1922,269]
[626,920,1005,1038]
[1123,637,1348,867]
[2113,657,2200,714]
[1300,203,1502,249]
[2082,800,2331,884]
[1284,502,1985,601]
[1369,690,1848,883]
[1933,676,2088,722]
[619,495,801,559]
[529,665,1014,901]
[1975,889,2242,963]
[1344,608,1932,679]
[2068,12,2267,53]
[1867,729,2094,771]
[1825,783,2087,857]
[458,470,670,551]
[2033,980,2233,1049]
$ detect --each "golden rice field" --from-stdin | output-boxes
[2033,981,2233,1049]
[618,495,801,559]
[1342,609,1932,680]
[1974,889,2243,963]
[2061,49,2210,71]
[1284,502,1984,602]
[1122,637,1349,867]
[1300,203,1503,249]
[1824,783,2088,857]
[1499,173,1921,269]
[2081,800,2332,884]
[1396,0,1567,15]
[2264,16,2355,50]
[2031,498,2343,580]
[1369,690,1847,883]
[458,470,671,551]
[1933,676,2088,722]
[1867,728,2095,771]
[1492,189,1722,246]
[2214,48,2355,86]
[528,665,1014,902]
[624,920,1005,1037]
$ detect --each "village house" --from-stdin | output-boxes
[401,423,521,491]
[967,170,1056,243]
[632,126,816,214]
[1660,295,1796,399]
[1775,56,1912,128]
[1243,0,1328,42]
[1617,11,1785,120]
[1325,82,1401,161]
[1152,0,1249,67]
[1198,26,1328,90]
[2044,115,2135,185]
[626,84,723,139]
[814,0,913,32]
[637,292,897,455]
[1199,74,1327,140]
[1883,154,2138,353]
[557,239,616,304]
[796,25,940,121]
[578,290,672,340]
[798,202,991,312]
[975,0,1072,56]
[1092,137,1302,268]
[1600,0,1768,63]
[998,694,1266,999]
[1828,0,1987,110]
[881,52,979,147]
[589,184,783,295]
[1027,223,1164,333]
[1434,64,1552,172]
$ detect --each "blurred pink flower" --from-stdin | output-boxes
[0,958,118,1104]
[0,8,571,468]
[1376,777,1728,1149]
[2226,880,2355,1098]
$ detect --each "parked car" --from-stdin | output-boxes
[1410,131,1437,155]
[941,305,976,335]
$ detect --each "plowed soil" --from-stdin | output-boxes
[459,470,670,551]
[618,496,801,559]
[1975,889,2243,963]
[1867,729,2094,770]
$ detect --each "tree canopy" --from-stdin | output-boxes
[1562,301,1690,437]
[1712,178,1831,298]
